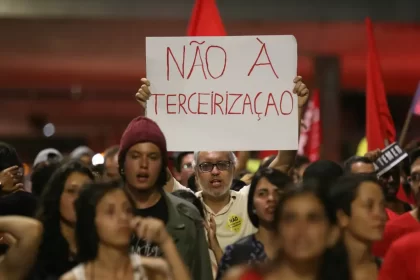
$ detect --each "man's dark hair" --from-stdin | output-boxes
[343,156,373,173]
[294,155,310,169]
[75,180,135,262]
[0,142,22,172]
[175,152,193,173]
[303,160,344,190]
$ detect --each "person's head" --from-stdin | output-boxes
[75,181,135,262]
[293,155,310,183]
[103,145,120,181]
[172,190,205,219]
[33,148,63,168]
[248,168,292,229]
[36,160,95,228]
[174,152,194,186]
[378,167,400,201]
[118,117,168,193]
[330,174,386,243]
[70,146,94,166]
[343,156,375,174]
[0,142,24,189]
[303,160,344,191]
[0,142,22,172]
[193,151,236,198]
[273,181,338,263]
[408,148,420,204]
[31,161,61,197]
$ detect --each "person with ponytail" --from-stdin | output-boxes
[330,174,386,279]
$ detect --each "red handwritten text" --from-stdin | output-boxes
[248,38,279,78]
[152,91,293,121]
[166,41,227,81]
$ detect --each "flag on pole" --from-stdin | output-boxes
[365,17,396,151]
[187,0,226,36]
[298,89,321,162]
[409,82,420,116]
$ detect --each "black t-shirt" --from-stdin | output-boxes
[130,195,168,257]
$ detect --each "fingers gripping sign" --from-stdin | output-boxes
[135,78,152,113]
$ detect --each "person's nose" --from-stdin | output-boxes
[211,165,221,175]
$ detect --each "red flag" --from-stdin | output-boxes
[298,89,321,162]
[409,81,420,116]
[365,18,396,150]
[187,0,226,36]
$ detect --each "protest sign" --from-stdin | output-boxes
[374,142,408,177]
[146,35,298,151]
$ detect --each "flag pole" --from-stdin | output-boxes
[399,110,413,147]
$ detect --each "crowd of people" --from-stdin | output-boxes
[0,76,419,280]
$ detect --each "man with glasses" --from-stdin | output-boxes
[193,151,256,252]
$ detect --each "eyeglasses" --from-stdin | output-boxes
[198,161,232,173]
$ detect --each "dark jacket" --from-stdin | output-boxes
[163,191,213,280]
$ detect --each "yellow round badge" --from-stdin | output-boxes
[226,215,243,233]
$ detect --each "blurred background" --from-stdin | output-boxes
[1,0,420,163]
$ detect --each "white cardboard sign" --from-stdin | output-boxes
[146,35,298,151]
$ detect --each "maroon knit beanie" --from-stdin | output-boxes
[118,116,167,167]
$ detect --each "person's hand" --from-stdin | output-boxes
[293,76,310,108]
[0,232,17,245]
[135,78,151,109]
[131,216,171,246]
[365,149,382,162]
[0,166,24,193]
[203,215,220,251]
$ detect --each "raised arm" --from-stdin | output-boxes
[0,216,43,280]
[269,76,309,174]
[131,216,191,280]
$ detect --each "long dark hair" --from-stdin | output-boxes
[75,180,135,262]
[35,160,95,277]
[273,181,350,280]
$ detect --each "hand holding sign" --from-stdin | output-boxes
[293,76,310,108]
[136,76,309,112]
[365,149,382,162]
[135,78,151,109]
[372,143,407,177]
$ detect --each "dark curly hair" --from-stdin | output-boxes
[34,160,95,277]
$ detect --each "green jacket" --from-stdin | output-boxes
[163,191,213,280]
